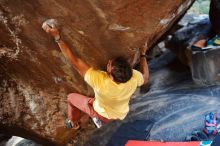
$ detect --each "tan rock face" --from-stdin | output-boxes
[0,0,194,145]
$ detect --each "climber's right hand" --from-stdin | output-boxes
[42,22,60,39]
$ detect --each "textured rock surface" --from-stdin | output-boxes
[191,47,220,85]
[0,0,195,145]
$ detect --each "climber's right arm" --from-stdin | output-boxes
[42,23,90,77]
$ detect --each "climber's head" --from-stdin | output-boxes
[107,57,132,83]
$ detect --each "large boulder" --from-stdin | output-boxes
[0,0,195,145]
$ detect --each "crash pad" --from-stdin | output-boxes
[126,141,212,146]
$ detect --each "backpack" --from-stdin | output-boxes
[203,112,218,136]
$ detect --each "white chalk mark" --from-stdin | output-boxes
[109,23,130,31]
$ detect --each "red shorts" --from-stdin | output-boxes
[67,93,111,123]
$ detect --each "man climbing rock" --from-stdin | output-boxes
[42,20,149,129]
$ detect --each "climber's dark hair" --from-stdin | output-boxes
[111,57,132,83]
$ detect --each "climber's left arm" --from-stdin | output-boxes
[42,23,90,77]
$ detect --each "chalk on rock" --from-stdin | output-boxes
[42,19,59,30]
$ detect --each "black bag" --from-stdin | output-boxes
[209,0,220,35]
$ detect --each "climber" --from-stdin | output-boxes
[42,20,149,129]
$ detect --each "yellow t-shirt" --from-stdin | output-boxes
[84,68,144,120]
